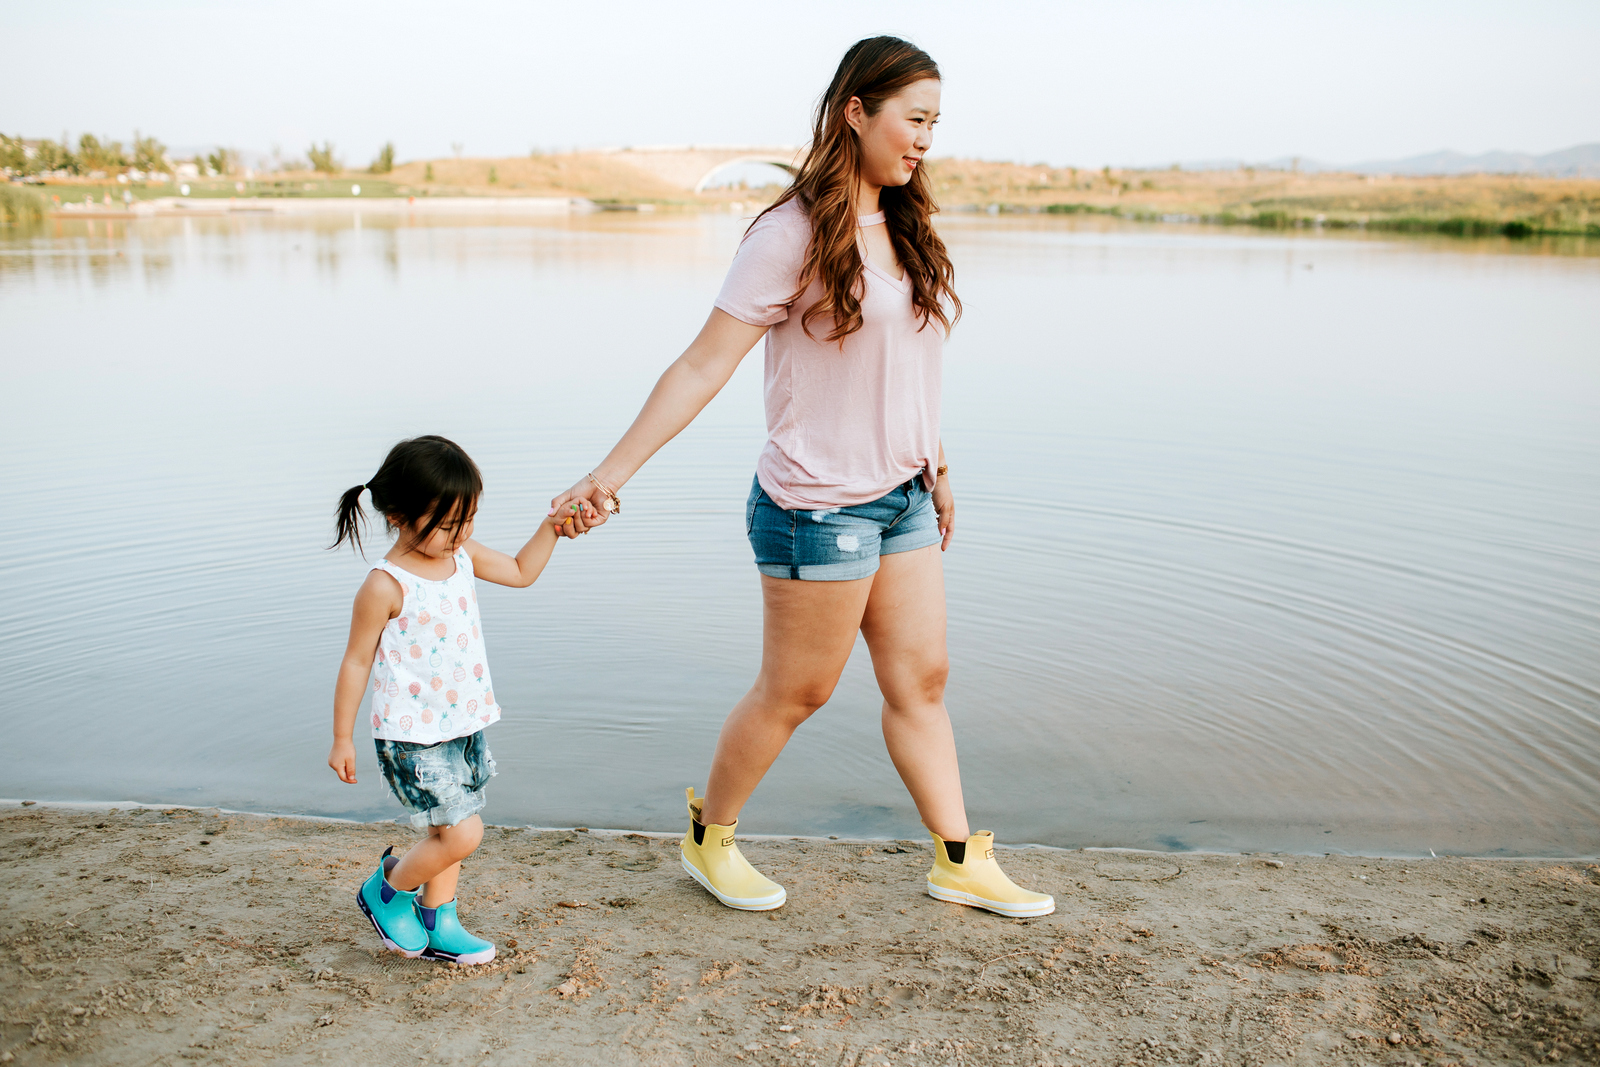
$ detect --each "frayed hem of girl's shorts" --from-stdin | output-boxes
[404,790,487,831]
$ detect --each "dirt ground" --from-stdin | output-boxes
[2,804,1595,1066]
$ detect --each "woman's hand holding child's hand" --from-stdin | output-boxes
[329,738,358,784]
[547,483,609,538]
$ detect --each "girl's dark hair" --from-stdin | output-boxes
[756,35,960,343]
[332,435,483,556]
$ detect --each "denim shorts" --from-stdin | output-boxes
[746,474,942,581]
[374,730,496,830]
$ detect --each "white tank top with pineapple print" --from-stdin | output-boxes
[368,548,500,743]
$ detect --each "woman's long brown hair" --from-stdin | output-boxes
[756,36,961,343]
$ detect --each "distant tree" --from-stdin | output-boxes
[35,139,78,174]
[369,142,395,174]
[206,147,237,177]
[0,134,26,174]
[77,134,128,172]
[133,132,170,174]
[424,162,434,182]
[307,142,341,174]
[488,166,498,184]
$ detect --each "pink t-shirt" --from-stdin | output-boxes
[715,199,943,511]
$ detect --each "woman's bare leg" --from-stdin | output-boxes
[859,544,970,842]
[700,574,874,826]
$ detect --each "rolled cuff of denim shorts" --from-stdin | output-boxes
[880,521,941,556]
[409,787,487,831]
[756,558,881,581]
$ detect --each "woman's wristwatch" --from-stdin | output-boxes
[935,464,948,478]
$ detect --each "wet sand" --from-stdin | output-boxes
[2,803,1596,1066]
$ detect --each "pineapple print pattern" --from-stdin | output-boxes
[366,548,500,744]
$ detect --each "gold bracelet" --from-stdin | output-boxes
[936,464,948,478]
[587,473,621,514]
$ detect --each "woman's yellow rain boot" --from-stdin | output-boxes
[679,787,786,911]
[926,830,1055,917]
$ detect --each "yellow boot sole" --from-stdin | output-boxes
[926,879,1056,917]
[680,855,787,911]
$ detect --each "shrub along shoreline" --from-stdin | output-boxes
[0,183,46,225]
[1028,200,1595,238]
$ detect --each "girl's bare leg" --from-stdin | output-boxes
[386,815,483,906]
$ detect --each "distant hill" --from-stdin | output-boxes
[1175,143,1600,177]
[1345,143,1600,177]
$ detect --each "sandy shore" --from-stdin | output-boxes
[2,804,1595,1066]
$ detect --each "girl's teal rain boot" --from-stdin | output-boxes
[356,846,428,957]
[415,899,496,965]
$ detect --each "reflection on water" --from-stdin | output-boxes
[3,212,1597,856]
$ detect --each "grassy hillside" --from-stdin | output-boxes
[922,160,1600,236]
[382,154,689,203]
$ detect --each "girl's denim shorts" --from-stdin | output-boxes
[374,730,496,830]
[746,474,942,581]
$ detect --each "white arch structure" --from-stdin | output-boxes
[690,154,802,193]
[606,145,806,194]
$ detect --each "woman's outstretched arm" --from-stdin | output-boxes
[548,308,769,535]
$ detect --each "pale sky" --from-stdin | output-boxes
[6,0,1596,168]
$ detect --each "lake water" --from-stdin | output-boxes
[3,210,1597,857]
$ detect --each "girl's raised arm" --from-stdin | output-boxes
[548,309,770,535]
[328,570,403,784]
[462,519,564,589]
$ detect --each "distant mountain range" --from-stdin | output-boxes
[1176,142,1600,177]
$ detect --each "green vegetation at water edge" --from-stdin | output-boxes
[0,184,47,225]
[1028,200,1598,238]
[1233,212,1594,237]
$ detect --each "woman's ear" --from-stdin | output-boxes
[843,95,865,134]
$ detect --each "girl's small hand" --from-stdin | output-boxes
[932,477,955,551]
[328,739,358,784]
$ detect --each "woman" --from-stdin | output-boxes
[548,36,1052,918]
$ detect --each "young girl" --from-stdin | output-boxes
[327,434,594,964]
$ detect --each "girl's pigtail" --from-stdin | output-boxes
[332,484,369,554]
